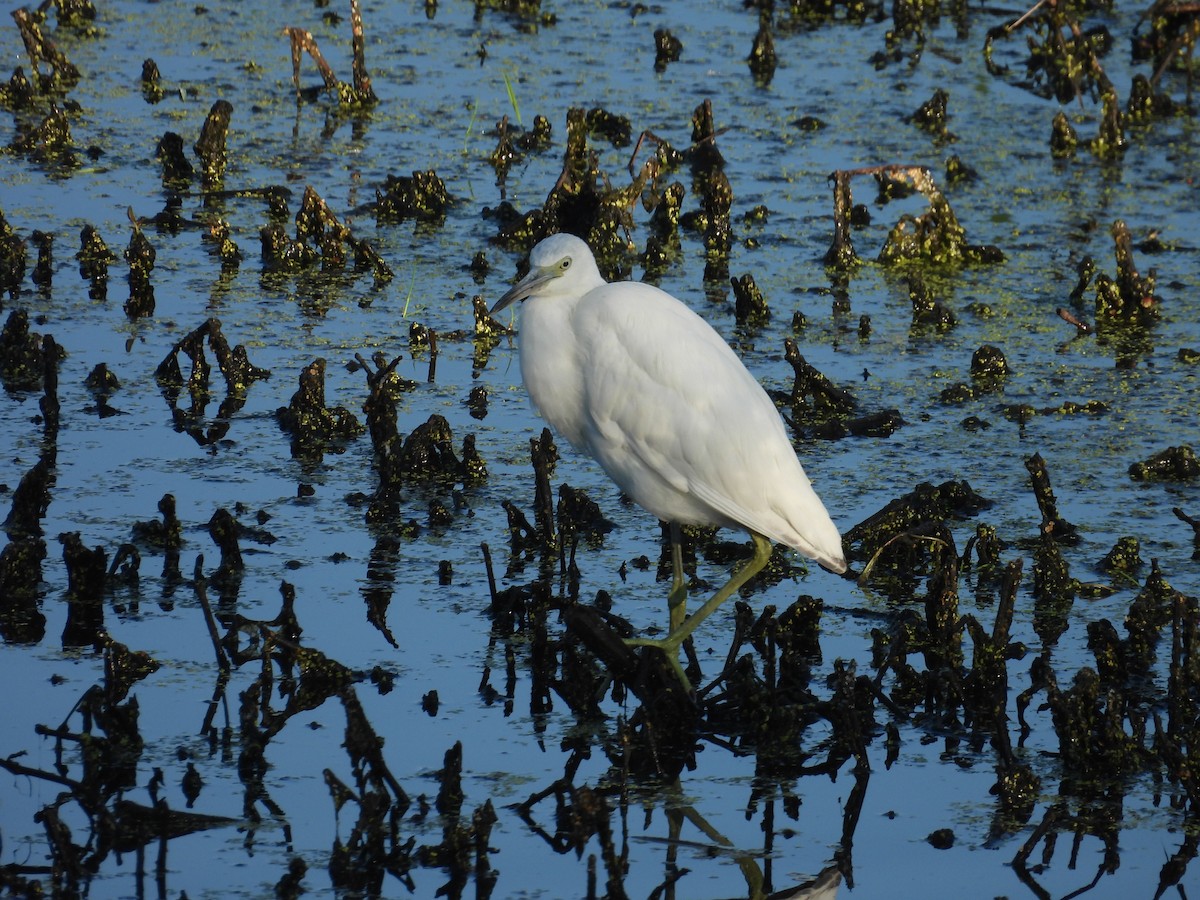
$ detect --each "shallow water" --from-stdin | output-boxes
[1,1,1199,898]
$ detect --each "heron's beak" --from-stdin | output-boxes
[489,265,556,315]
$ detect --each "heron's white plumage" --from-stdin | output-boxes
[491,233,846,574]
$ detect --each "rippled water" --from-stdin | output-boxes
[1,0,1199,897]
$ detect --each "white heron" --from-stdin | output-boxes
[491,233,846,686]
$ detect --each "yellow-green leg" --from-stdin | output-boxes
[628,531,774,688]
[667,522,687,630]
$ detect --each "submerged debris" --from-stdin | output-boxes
[140,57,165,103]
[1094,220,1161,325]
[156,318,270,399]
[1100,535,1142,579]
[1129,446,1200,482]
[0,308,60,392]
[844,480,990,565]
[398,414,481,484]
[909,88,955,142]
[1050,110,1078,158]
[375,170,451,223]
[276,358,365,458]
[0,205,27,296]
[940,345,1009,403]
[784,338,856,422]
[156,131,195,189]
[731,272,769,328]
[193,99,234,190]
[1025,453,1078,543]
[11,9,80,91]
[30,229,52,289]
[10,105,77,169]
[826,165,1003,270]
[0,529,47,640]
[824,170,858,268]
[907,273,955,329]
[301,186,392,281]
[203,218,242,268]
[985,2,1113,104]
[747,15,777,83]
[653,27,682,71]
[77,224,116,299]
[155,318,270,446]
[489,115,517,198]
[0,66,35,110]
[123,209,156,319]
[131,493,183,552]
[258,186,393,283]
[84,362,120,417]
[207,508,245,585]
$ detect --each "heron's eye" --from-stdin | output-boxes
[560,258,571,271]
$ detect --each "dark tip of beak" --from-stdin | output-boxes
[489,293,518,316]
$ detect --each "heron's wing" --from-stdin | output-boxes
[571,282,827,549]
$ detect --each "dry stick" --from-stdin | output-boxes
[626,129,666,175]
[480,541,498,606]
[1006,0,1090,106]
[12,8,79,79]
[602,153,661,212]
[282,27,339,95]
[825,169,856,267]
[1011,805,1062,892]
[1024,453,1076,538]
[1063,11,1115,96]
[349,0,376,101]
[427,329,438,383]
[831,162,928,179]
[1001,0,1118,115]
[198,673,230,739]
[1056,307,1093,333]
[193,555,231,672]
[1148,16,1200,93]
[625,126,730,176]
[0,754,82,791]
[1174,506,1200,539]
[1004,0,1050,34]
[857,531,950,585]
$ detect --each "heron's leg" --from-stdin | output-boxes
[668,532,773,647]
[667,521,687,630]
[628,532,774,688]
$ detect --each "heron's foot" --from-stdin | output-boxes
[625,634,692,691]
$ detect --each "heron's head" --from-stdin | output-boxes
[489,233,602,314]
